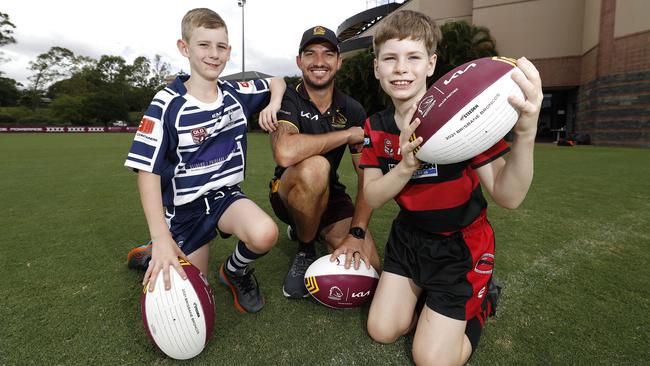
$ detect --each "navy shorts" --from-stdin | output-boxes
[269,177,354,231]
[383,211,495,322]
[164,185,247,255]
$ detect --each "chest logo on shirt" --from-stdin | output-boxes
[411,162,438,178]
[300,111,318,121]
[137,118,155,134]
[191,127,207,145]
[331,111,347,130]
[383,138,394,156]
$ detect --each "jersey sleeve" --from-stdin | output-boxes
[347,99,368,154]
[276,90,301,132]
[124,89,175,174]
[359,118,380,169]
[470,139,510,169]
[224,79,271,115]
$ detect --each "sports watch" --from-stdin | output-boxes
[348,226,366,240]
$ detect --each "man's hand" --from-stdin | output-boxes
[347,126,364,145]
[142,236,188,292]
[258,101,281,132]
[330,235,371,270]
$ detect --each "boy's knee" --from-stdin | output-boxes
[367,316,402,344]
[248,218,278,252]
[412,345,462,366]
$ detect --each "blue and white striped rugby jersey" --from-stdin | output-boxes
[125,75,271,207]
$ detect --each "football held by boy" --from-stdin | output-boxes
[360,10,542,365]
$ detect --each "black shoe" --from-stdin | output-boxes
[487,278,503,317]
[282,251,316,298]
[218,264,265,313]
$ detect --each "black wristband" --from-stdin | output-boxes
[348,226,366,239]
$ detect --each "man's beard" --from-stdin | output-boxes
[302,71,335,90]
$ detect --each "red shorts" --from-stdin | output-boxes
[383,211,495,322]
[269,177,354,231]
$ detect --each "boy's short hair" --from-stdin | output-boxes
[373,10,441,56]
[181,8,228,42]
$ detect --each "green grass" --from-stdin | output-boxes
[0,134,648,365]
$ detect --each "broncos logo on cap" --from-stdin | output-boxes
[313,26,326,35]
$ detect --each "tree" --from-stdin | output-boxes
[335,47,390,116]
[433,21,498,83]
[0,76,20,106]
[150,54,171,89]
[0,11,16,66]
[50,94,87,125]
[27,47,76,106]
[96,55,128,84]
[129,56,151,88]
[82,90,129,125]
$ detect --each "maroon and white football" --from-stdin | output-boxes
[304,254,379,309]
[411,56,524,164]
[141,259,215,360]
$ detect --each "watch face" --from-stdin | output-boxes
[350,227,365,239]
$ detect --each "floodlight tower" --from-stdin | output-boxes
[237,0,246,77]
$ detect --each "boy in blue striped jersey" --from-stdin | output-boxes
[124,8,285,313]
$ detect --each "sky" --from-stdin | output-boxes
[1,0,401,87]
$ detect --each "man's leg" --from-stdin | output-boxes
[277,156,331,298]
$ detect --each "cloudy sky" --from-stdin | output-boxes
[2,0,401,86]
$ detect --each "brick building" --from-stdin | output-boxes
[337,0,650,146]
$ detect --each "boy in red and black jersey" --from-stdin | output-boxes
[360,10,543,365]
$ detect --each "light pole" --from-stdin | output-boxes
[237,0,246,78]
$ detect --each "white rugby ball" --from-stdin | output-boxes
[141,259,215,360]
[304,254,379,309]
[411,56,524,164]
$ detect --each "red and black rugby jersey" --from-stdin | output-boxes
[273,83,366,193]
[359,107,510,234]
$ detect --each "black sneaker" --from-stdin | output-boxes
[487,278,503,317]
[218,264,265,313]
[286,225,298,241]
[282,251,316,298]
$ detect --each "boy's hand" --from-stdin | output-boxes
[509,57,543,139]
[398,104,423,172]
[258,102,281,132]
[143,236,188,292]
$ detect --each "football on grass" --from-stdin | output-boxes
[141,259,215,360]
[304,254,379,309]
[411,56,524,164]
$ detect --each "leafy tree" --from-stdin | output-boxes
[433,21,498,83]
[129,56,151,88]
[0,12,16,65]
[335,47,389,116]
[0,76,20,106]
[27,47,76,106]
[150,54,171,89]
[82,90,129,125]
[50,94,87,125]
[0,12,16,46]
[96,55,128,84]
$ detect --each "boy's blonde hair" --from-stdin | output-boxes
[181,8,228,42]
[373,10,441,56]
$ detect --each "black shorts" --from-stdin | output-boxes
[383,211,495,322]
[269,177,354,231]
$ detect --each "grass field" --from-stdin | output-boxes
[1,133,648,365]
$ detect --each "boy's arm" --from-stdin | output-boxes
[138,171,188,292]
[363,119,423,208]
[258,77,286,132]
[477,57,542,209]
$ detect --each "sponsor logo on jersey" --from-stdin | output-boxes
[331,111,347,129]
[300,111,319,121]
[477,285,486,299]
[384,138,394,156]
[474,253,494,274]
[191,127,207,145]
[138,118,155,134]
[412,163,438,178]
